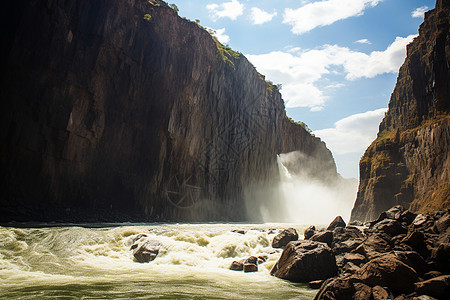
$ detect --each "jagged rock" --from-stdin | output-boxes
[271,240,338,283]
[257,255,268,264]
[327,216,346,231]
[401,231,426,252]
[131,239,162,263]
[358,254,419,294]
[350,1,450,223]
[385,206,405,220]
[353,282,373,300]
[349,221,364,227]
[342,253,366,266]
[308,280,324,289]
[0,0,342,222]
[414,275,450,299]
[310,230,333,247]
[272,228,298,248]
[392,251,429,276]
[423,270,442,279]
[372,219,407,237]
[231,229,246,235]
[314,274,359,300]
[429,243,450,272]
[434,212,450,233]
[399,211,417,226]
[304,226,316,240]
[413,215,428,227]
[372,285,392,300]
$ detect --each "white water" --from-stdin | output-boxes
[0,223,316,299]
[275,152,357,224]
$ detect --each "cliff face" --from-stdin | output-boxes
[0,0,337,222]
[351,0,450,223]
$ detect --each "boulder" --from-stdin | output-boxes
[272,228,298,248]
[271,240,338,283]
[327,216,346,231]
[429,243,450,272]
[413,214,428,227]
[342,253,366,266]
[304,225,316,240]
[310,230,333,247]
[398,210,417,225]
[392,251,429,275]
[243,263,258,272]
[353,282,373,300]
[434,212,450,233]
[314,274,359,300]
[400,231,426,253]
[372,219,407,237]
[231,229,246,234]
[230,259,244,271]
[131,238,162,263]
[357,254,419,293]
[372,285,392,300]
[414,275,450,299]
[385,205,405,220]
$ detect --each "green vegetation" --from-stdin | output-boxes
[169,3,179,13]
[147,0,160,6]
[143,14,152,21]
[286,115,312,133]
[211,35,241,69]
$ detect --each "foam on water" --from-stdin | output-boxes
[0,224,316,299]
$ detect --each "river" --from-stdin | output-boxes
[0,223,318,299]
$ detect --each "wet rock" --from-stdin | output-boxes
[304,226,316,240]
[414,275,450,299]
[230,260,244,271]
[243,263,258,272]
[231,229,246,235]
[358,254,419,294]
[271,240,338,283]
[271,228,298,248]
[413,215,428,227]
[132,239,162,263]
[327,216,346,231]
[257,255,268,264]
[310,230,333,247]
[308,280,324,289]
[372,219,407,237]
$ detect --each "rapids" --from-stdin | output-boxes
[0,223,317,299]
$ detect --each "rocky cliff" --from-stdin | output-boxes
[0,0,338,222]
[351,0,450,223]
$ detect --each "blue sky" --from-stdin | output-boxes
[173,0,434,178]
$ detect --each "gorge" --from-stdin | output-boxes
[0,0,343,223]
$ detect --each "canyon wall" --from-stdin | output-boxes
[0,0,337,222]
[351,0,450,222]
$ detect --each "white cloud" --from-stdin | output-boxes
[250,7,277,25]
[246,35,414,110]
[355,38,372,44]
[283,0,382,35]
[207,0,244,21]
[206,27,230,44]
[313,108,387,155]
[412,6,429,18]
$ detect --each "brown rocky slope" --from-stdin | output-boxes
[0,0,338,222]
[351,0,450,223]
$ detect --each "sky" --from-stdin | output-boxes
[173,0,435,179]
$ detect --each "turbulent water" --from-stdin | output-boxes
[0,223,318,299]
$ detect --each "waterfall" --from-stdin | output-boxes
[277,154,292,181]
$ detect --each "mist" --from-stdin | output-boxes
[247,151,358,225]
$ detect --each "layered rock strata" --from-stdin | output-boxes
[0,0,337,222]
[351,0,450,222]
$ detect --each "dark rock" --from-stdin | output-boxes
[358,254,419,293]
[401,231,426,252]
[386,205,405,220]
[434,212,450,233]
[231,229,246,235]
[342,262,361,274]
[372,219,407,237]
[310,230,333,247]
[244,256,258,265]
[342,253,367,266]
[0,0,343,223]
[243,263,258,273]
[132,239,162,263]
[429,243,450,272]
[271,240,338,283]
[360,232,393,259]
[392,251,429,275]
[272,228,298,248]
[304,226,316,240]
[308,280,324,289]
[257,255,268,264]
[327,216,346,231]
[414,275,450,299]
[423,271,442,279]
[353,282,373,300]
[372,285,392,300]
[314,274,359,300]
[230,260,244,271]
[399,211,417,226]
